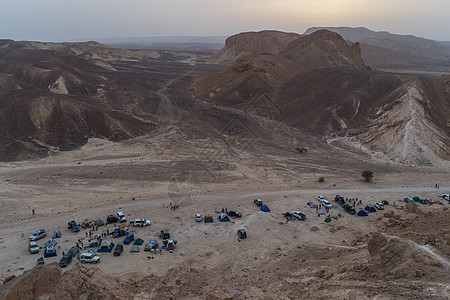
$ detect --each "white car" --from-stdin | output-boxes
[195,213,202,222]
[79,251,100,264]
[320,199,332,208]
[130,218,151,227]
[29,241,39,254]
[291,211,306,220]
[117,212,127,223]
[29,229,46,241]
[374,202,385,210]
[441,194,450,201]
[316,195,327,201]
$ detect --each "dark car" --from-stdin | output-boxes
[112,228,128,238]
[68,221,80,232]
[123,234,134,245]
[114,244,124,256]
[59,254,72,267]
[237,229,247,239]
[159,230,170,240]
[106,215,118,224]
[227,210,242,218]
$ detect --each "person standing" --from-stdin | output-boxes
[32,209,35,215]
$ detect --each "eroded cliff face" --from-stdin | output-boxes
[207,30,300,64]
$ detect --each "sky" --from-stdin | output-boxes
[1,0,449,42]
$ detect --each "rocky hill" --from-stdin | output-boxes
[207,30,300,64]
[195,30,450,166]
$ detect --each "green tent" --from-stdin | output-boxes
[413,196,421,202]
[324,217,332,223]
[133,238,144,245]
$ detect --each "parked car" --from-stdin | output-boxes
[365,205,377,213]
[123,234,135,245]
[316,195,327,201]
[237,229,247,239]
[195,213,202,222]
[59,254,72,267]
[106,215,118,224]
[130,218,151,227]
[382,200,390,205]
[204,215,214,223]
[404,197,414,202]
[254,198,263,206]
[59,247,78,267]
[67,220,80,232]
[117,212,126,223]
[36,257,45,265]
[112,228,128,238]
[343,204,356,215]
[114,244,124,256]
[228,210,242,218]
[374,202,384,210]
[29,241,39,254]
[159,230,170,240]
[29,229,46,241]
[320,199,332,208]
[441,194,450,201]
[79,251,100,264]
[291,211,306,220]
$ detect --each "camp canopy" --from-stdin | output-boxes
[357,210,368,216]
[218,213,230,222]
[130,245,140,252]
[119,224,128,230]
[261,205,270,212]
[317,209,325,215]
[134,238,144,245]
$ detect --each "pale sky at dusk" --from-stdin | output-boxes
[1,0,449,42]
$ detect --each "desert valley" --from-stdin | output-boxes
[0,27,449,299]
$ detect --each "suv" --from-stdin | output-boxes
[114,244,124,256]
[374,202,384,210]
[67,221,80,232]
[195,213,202,222]
[159,230,170,240]
[441,194,450,201]
[123,234,135,245]
[228,210,242,218]
[79,251,100,264]
[130,218,151,227]
[59,246,79,267]
[29,241,39,254]
[320,199,332,208]
[316,195,327,201]
[106,215,118,224]
[117,212,126,223]
[291,211,306,220]
[254,198,263,206]
[29,229,46,241]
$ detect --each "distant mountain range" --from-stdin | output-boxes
[81,36,227,52]
[304,27,450,74]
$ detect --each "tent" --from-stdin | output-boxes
[98,240,114,252]
[307,201,315,207]
[134,238,144,245]
[52,230,61,238]
[44,246,57,257]
[81,219,93,228]
[144,239,159,251]
[316,209,325,215]
[45,239,57,248]
[261,205,270,212]
[218,213,230,222]
[324,217,332,223]
[94,219,104,226]
[130,245,140,253]
[357,210,368,216]
[413,196,421,202]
